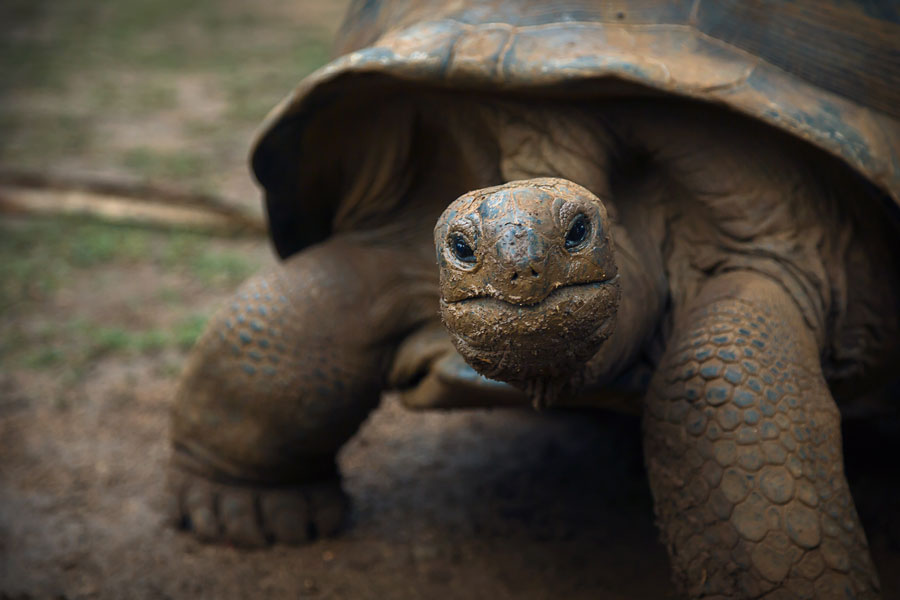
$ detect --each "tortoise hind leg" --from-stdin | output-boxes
[168,239,428,546]
[644,272,880,599]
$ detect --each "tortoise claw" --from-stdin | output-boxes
[166,465,348,548]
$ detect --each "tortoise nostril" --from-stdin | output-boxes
[511,267,541,283]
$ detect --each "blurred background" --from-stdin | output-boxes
[0,1,897,599]
[0,0,352,400]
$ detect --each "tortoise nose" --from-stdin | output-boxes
[496,225,547,282]
[509,261,542,282]
[509,265,542,281]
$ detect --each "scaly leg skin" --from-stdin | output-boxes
[168,239,426,547]
[644,272,881,599]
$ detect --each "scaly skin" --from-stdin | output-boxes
[169,236,437,546]
[644,272,879,599]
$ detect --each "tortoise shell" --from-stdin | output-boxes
[251,0,900,258]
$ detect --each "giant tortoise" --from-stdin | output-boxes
[167,1,900,597]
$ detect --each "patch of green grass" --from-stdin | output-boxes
[157,286,183,305]
[173,313,209,350]
[222,37,332,124]
[1,0,225,89]
[0,2,72,92]
[0,217,156,310]
[78,315,210,358]
[120,148,221,196]
[189,251,255,286]
[1,0,341,197]
[156,358,184,379]
[1,0,335,106]
[8,312,212,375]
[88,326,133,357]
[122,148,208,181]
[158,230,205,267]
[71,225,153,267]
[83,324,175,358]
[136,84,179,111]
[155,229,256,285]
[135,329,171,353]
[0,215,256,382]
[0,216,259,313]
[21,347,65,369]
[0,112,94,164]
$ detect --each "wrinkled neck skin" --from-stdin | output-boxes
[461,99,668,402]
[581,172,669,390]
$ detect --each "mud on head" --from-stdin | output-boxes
[435,177,620,405]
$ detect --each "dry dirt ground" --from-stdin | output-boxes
[1,341,677,599]
[2,0,899,598]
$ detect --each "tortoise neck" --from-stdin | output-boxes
[581,173,669,387]
[487,99,615,198]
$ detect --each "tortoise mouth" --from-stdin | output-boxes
[439,276,620,388]
[443,276,618,309]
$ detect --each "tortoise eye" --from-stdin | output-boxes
[450,233,476,263]
[565,214,589,250]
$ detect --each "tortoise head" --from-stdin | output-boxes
[435,177,620,407]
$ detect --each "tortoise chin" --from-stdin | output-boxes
[440,278,620,390]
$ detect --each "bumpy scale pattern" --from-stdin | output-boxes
[220,277,292,386]
[214,274,357,405]
[644,295,880,599]
[173,257,386,483]
[231,271,374,418]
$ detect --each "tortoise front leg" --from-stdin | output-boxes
[168,238,432,546]
[644,272,880,599]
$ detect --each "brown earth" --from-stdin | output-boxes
[1,365,676,599]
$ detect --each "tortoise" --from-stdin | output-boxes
[167,1,900,597]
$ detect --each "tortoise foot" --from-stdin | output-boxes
[166,465,348,547]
